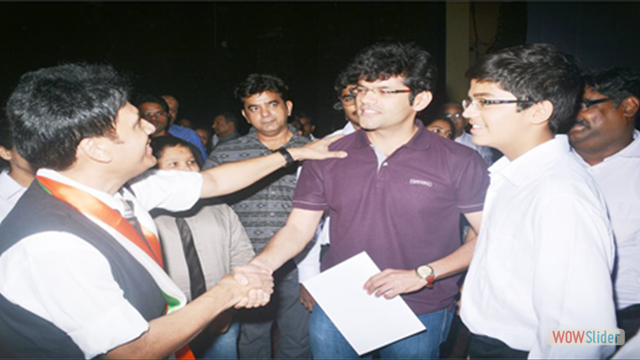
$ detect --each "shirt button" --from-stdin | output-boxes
[270,212,275,216]
[382,162,388,167]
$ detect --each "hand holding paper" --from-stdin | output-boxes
[302,252,426,355]
[364,268,427,299]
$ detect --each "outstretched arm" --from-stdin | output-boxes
[200,136,346,198]
[102,272,273,359]
[233,208,324,281]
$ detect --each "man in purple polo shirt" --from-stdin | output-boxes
[244,42,489,359]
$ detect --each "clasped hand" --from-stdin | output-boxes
[231,263,274,308]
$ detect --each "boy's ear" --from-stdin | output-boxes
[529,100,554,126]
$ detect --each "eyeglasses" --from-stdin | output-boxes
[339,95,355,104]
[580,98,612,111]
[141,110,167,119]
[446,113,464,120]
[349,86,412,97]
[462,98,533,110]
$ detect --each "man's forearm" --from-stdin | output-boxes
[200,137,347,198]
[102,281,237,359]
[429,236,476,280]
[253,225,313,272]
[200,151,288,198]
[102,272,273,359]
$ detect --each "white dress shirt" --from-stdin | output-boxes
[456,131,495,165]
[0,169,27,224]
[461,135,617,359]
[571,130,640,310]
[0,168,202,359]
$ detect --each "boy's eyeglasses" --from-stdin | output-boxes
[462,98,533,110]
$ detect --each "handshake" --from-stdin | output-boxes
[217,261,275,309]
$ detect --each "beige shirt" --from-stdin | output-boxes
[154,203,255,302]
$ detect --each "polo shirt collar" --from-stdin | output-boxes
[490,135,570,186]
[353,120,432,150]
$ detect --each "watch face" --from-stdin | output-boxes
[417,265,433,279]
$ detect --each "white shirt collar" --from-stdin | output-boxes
[489,135,570,186]
[0,169,26,200]
[37,168,126,214]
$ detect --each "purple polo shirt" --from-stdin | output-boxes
[293,121,489,315]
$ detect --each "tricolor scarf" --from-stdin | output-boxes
[37,175,194,359]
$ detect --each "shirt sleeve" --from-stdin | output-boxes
[0,232,149,359]
[129,170,202,212]
[453,151,490,213]
[292,161,329,211]
[529,195,617,359]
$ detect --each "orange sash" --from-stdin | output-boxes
[37,176,195,359]
[37,176,164,268]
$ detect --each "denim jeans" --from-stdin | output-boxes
[193,321,240,359]
[310,304,454,359]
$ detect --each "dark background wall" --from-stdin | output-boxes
[527,2,640,71]
[1,2,446,136]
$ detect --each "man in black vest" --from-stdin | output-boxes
[0,63,345,358]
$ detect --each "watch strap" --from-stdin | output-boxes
[276,147,295,168]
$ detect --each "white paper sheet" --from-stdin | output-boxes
[302,251,426,355]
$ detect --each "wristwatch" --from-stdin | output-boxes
[415,265,436,289]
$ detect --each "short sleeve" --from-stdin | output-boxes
[292,161,329,211]
[129,170,202,212]
[0,233,149,359]
[452,151,489,213]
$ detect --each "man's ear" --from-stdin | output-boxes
[622,96,639,120]
[78,138,112,164]
[529,100,554,126]
[241,109,250,124]
[286,100,293,117]
[412,91,433,112]
[0,146,12,162]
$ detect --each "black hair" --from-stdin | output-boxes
[0,114,13,169]
[334,67,360,96]
[234,74,289,104]
[217,111,240,128]
[424,115,456,140]
[134,94,170,114]
[345,42,438,104]
[6,63,130,170]
[150,135,203,169]
[0,113,13,150]
[294,112,313,124]
[583,67,640,124]
[466,43,583,133]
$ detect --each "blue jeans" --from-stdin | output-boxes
[194,321,240,359]
[310,305,453,359]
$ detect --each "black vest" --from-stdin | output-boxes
[0,182,166,358]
